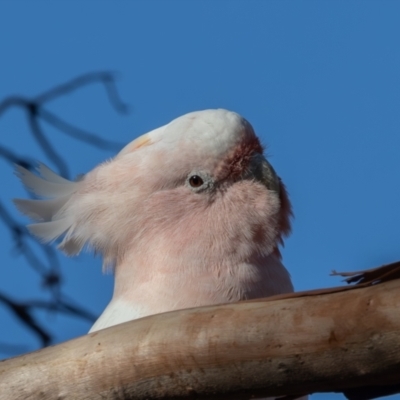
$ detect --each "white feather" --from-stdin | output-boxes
[14,196,71,221]
[15,165,76,197]
[14,164,81,250]
[28,219,73,243]
[37,162,72,184]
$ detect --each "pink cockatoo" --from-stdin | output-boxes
[14,109,294,334]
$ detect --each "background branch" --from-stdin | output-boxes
[0,72,128,352]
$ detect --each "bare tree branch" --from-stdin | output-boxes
[27,107,70,177]
[0,292,52,347]
[34,71,129,113]
[0,72,129,354]
[40,108,123,151]
[1,263,400,400]
[0,199,59,277]
[0,71,128,176]
[0,72,129,117]
[0,145,35,170]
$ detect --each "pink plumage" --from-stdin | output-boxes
[14,109,295,333]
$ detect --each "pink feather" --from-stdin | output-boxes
[14,109,295,334]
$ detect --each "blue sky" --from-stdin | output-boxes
[1,2,399,399]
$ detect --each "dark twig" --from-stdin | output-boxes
[0,200,56,276]
[0,71,129,177]
[0,292,52,347]
[34,71,129,114]
[0,145,36,170]
[0,96,28,117]
[40,108,123,151]
[29,296,97,322]
[0,290,96,349]
[0,72,128,355]
[27,106,70,177]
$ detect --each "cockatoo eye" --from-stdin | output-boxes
[186,172,213,193]
[189,175,204,188]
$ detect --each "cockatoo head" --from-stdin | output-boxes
[14,109,292,274]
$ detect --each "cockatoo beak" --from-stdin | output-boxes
[249,153,281,194]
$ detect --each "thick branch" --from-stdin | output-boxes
[1,277,400,400]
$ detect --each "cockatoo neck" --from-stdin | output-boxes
[112,247,293,320]
[110,178,292,318]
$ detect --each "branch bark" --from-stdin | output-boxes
[1,277,400,400]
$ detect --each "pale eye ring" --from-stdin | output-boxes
[189,175,204,188]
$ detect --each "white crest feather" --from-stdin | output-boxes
[14,164,83,254]
[15,164,77,197]
[37,162,72,184]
